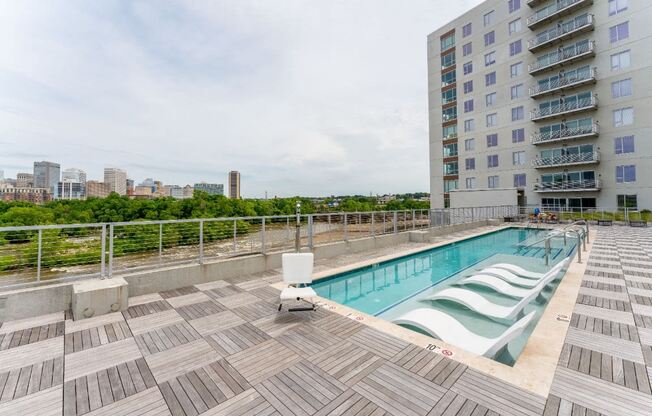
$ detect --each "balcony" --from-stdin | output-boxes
[529,67,596,98]
[531,96,597,122]
[527,0,593,30]
[531,123,599,144]
[527,0,548,7]
[532,151,600,168]
[533,179,601,192]
[528,14,594,52]
[443,133,458,141]
[442,113,457,123]
[529,41,595,75]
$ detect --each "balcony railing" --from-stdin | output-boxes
[531,123,599,144]
[527,0,548,8]
[527,0,593,30]
[533,179,601,192]
[529,67,596,98]
[443,133,458,141]
[531,96,597,121]
[528,14,594,52]
[442,113,458,122]
[529,41,595,75]
[532,151,600,168]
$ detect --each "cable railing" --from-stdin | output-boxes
[531,123,598,144]
[531,96,597,121]
[528,14,594,51]
[527,0,593,29]
[532,151,600,168]
[0,206,520,289]
[533,179,601,192]
[529,67,596,97]
[528,41,595,74]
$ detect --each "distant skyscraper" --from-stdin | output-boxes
[228,171,241,199]
[194,182,224,196]
[58,181,85,200]
[86,181,111,198]
[104,168,127,195]
[62,168,87,184]
[16,173,34,188]
[33,161,60,197]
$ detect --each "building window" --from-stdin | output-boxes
[615,135,635,154]
[464,119,475,132]
[463,61,473,75]
[509,0,521,13]
[444,161,459,175]
[443,143,458,157]
[511,106,524,121]
[609,0,628,16]
[513,173,526,187]
[613,107,634,127]
[511,84,524,99]
[617,194,637,210]
[443,125,457,139]
[441,51,456,69]
[442,88,457,104]
[510,62,523,78]
[464,99,474,113]
[612,79,632,98]
[487,154,499,168]
[444,180,458,192]
[484,51,496,66]
[462,42,472,56]
[616,165,636,183]
[512,128,525,143]
[486,134,498,147]
[464,138,475,151]
[463,23,472,37]
[485,72,496,86]
[512,151,526,165]
[488,175,499,188]
[611,50,631,71]
[509,18,522,35]
[484,31,495,46]
[463,80,473,94]
[466,177,476,189]
[610,22,629,43]
[485,92,497,107]
[442,106,457,122]
[484,10,495,27]
[441,33,455,51]
[486,113,497,127]
[509,40,522,56]
[442,70,456,86]
[465,158,476,170]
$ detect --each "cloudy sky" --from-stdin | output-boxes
[1,0,482,197]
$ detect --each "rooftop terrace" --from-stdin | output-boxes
[1,220,652,415]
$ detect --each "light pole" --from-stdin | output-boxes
[295,201,301,252]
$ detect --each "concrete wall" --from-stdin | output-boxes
[449,188,518,208]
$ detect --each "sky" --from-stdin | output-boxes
[0,0,483,197]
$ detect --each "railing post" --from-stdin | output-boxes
[233,220,237,255]
[328,214,332,242]
[393,212,398,234]
[286,217,290,242]
[261,217,266,254]
[108,224,114,277]
[36,229,42,282]
[199,220,204,264]
[412,210,416,230]
[344,214,348,242]
[544,237,550,266]
[371,213,375,237]
[308,215,313,249]
[100,224,106,278]
[383,211,386,233]
[159,223,163,264]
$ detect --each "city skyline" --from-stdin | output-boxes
[0,1,483,197]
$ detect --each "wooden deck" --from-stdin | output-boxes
[1,227,652,415]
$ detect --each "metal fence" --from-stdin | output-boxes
[0,206,518,289]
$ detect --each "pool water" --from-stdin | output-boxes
[311,227,574,365]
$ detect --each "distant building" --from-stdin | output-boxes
[183,185,194,198]
[194,182,224,196]
[133,185,154,199]
[86,181,111,198]
[0,170,3,180]
[104,168,127,195]
[62,168,86,184]
[33,161,60,197]
[16,173,34,188]
[58,181,85,200]
[126,179,135,196]
[167,186,187,199]
[378,194,396,204]
[0,186,51,204]
[228,171,241,199]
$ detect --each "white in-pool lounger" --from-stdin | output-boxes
[393,309,536,358]
[479,257,570,280]
[423,286,540,322]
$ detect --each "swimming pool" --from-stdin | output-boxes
[311,227,574,365]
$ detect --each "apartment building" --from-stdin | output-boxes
[428,0,652,211]
[104,168,127,195]
[228,171,241,199]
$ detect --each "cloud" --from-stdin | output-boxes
[0,0,483,197]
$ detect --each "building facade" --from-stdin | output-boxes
[228,171,241,199]
[0,186,51,204]
[194,182,224,196]
[33,161,60,197]
[86,181,111,198]
[428,0,652,211]
[16,173,34,188]
[57,181,85,200]
[104,168,127,195]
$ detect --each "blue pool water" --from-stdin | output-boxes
[311,227,573,365]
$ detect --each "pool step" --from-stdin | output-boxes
[515,246,564,259]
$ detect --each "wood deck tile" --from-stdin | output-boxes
[578,287,630,302]
[159,286,199,299]
[313,314,365,338]
[312,389,387,416]
[0,312,64,335]
[0,385,62,416]
[251,312,307,337]
[391,344,466,389]
[84,386,170,416]
[427,389,490,416]
[307,340,386,387]
[65,321,132,354]
[247,286,282,302]
[0,356,63,403]
[231,301,279,322]
[128,293,164,307]
[349,327,410,360]
[226,339,302,385]
[188,310,245,336]
[134,321,201,356]
[145,339,220,383]
[65,337,141,381]
[565,327,645,363]
[0,336,63,373]
[175,300,226,321]
[194,280,231,291]
[123,300,173,320]
[0,321,64,352]
[65,312,125,333]
[572,304,635,326]
[127,309,185,336]
[198,388,276,416]
[165,292,211,309]
[276,323,342,357]
[204,323,271,357]
[205,285,244,299]
[213,292,261,309]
